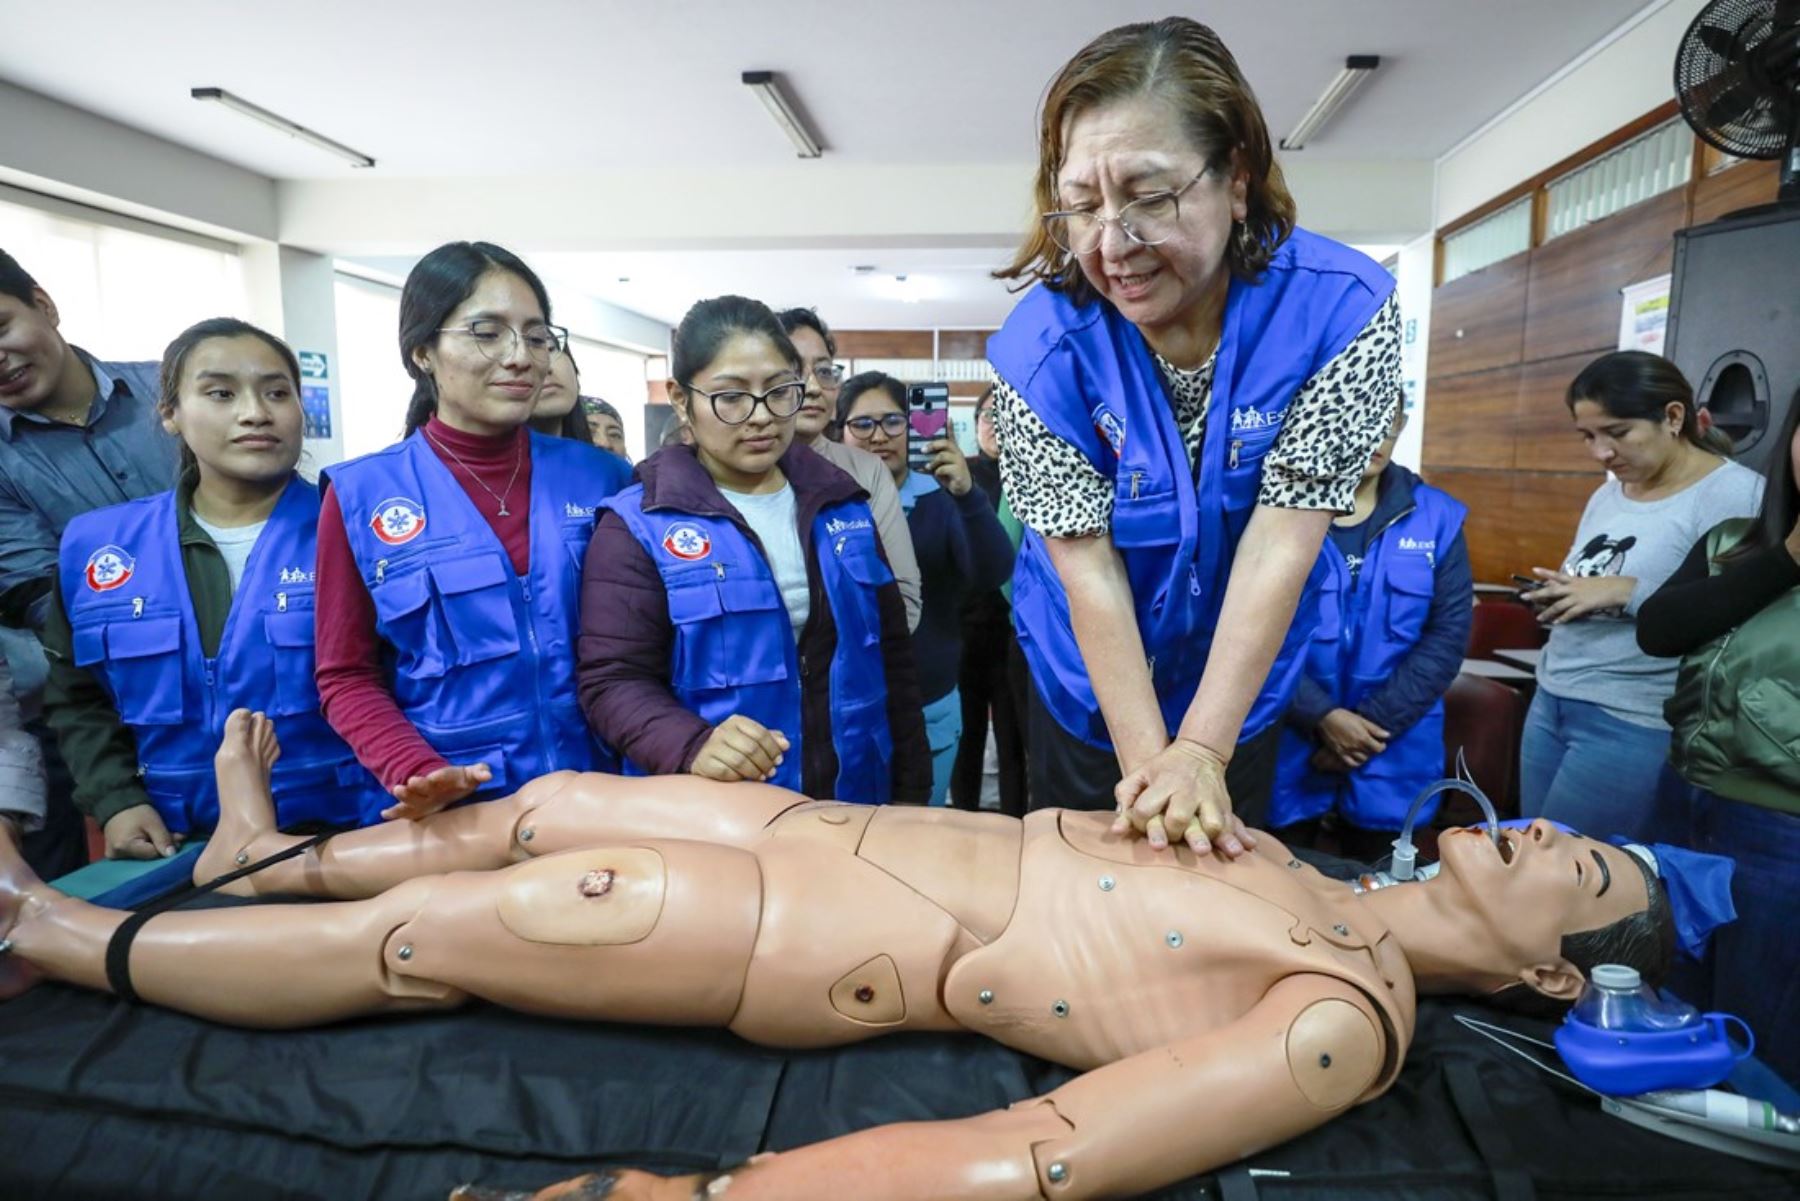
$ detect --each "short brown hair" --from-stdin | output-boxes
[997,18,1296,303]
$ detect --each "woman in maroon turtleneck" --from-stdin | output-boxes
[314,242,630,820]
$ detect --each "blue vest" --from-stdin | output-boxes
[605,485,896,803]
[1272,482,1468,830]
[987,228,1395,750]
[326,431,630,797]
[59,478,386,833]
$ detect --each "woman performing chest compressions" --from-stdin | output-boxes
[42,319,385,858]
[315,243,632,820]
[989,18,1403,851]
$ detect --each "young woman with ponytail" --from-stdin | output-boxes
[314,242,631,820]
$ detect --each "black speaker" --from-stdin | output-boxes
[1665,204,1800,474]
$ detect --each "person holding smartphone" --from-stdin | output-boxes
[839,372,1013,804]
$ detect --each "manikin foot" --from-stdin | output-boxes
[192,709,293,895]
[0,818,47,1001]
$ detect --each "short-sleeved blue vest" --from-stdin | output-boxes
[59,477,385,832]
[1272,482,1467,830]
[605,485,896,803]
[326,431,630,797]
[986,227,1394,750]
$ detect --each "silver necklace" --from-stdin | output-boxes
[426,427,524,518]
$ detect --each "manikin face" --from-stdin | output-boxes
[160,335,304,488]
[1435,819,1650,992]
[842,386,909,483]
[1570,398,1684,483]
[673,332,798,487]
[411,270,549,437]
[1055,96,1248,336]
[0,287,72,412]
[786,324,838,442]
[535,349,579,421]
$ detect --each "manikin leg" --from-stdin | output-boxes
[194,710,805,901]
[1,826,764,1030]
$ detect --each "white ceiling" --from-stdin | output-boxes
[1,1,1649,330]
[4,1,1648,178]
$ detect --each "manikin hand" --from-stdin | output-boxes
[1316,708,1389,769]
[1114,737,1256,858]
[691,715,789,783]
[103,802,184,859]
[926,438,972,496]
[1524,568,1634,624]
[382,762,494,822]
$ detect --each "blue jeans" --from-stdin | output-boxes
[1519,690,1671,841]
[1659,779,1800,1087]
[923,688,963,807]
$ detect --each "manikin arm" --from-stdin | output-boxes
[509,973,1390,1201]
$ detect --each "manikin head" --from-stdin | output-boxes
[1420,820,1672,1011]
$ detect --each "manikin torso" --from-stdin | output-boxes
[724,803,1414,1087]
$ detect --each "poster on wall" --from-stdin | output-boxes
[301,385,332,439]
[1618,275,1671,355]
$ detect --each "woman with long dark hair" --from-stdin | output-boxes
[41,318,384,857]
[1518,350,1761,839]
[1635,391,1800,1083]
[314,242,631,820]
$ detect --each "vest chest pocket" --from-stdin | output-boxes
[1110,485,1182,549]
[1222,423,1283,512]
[667,571,791,692]
[830,541,894,650]
[369,563,450,679]
[262,607,322,717]
[1382,556,1436,645]
[430,555,522,668]
[75,615,186,725]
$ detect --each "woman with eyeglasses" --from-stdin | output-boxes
[988,19,1402,853]
[776,306,922,631]
[577,296,928,804]
[314,242,632,820]
[839,372,1014,806]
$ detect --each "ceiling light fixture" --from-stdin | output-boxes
[1279,56,1381,151]
[190,87,375,168]
[741,71,823,159]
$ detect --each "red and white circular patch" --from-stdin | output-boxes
[370,497,428,546]
[661,523,712,562]
[84,545,134,592]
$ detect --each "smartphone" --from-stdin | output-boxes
[905,382,950,472]
[1511,573,1544,596]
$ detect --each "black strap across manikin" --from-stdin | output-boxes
[1445,1060,1538,1201]
[104,833,331,1003]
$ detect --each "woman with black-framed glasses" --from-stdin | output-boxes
[988,19,1403,852]
[577,296,928,805]
[314,241,631,822]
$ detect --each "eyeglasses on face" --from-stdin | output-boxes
[809,362,847,386]
[681,379,807,426]
[1041,168,1211,256]
[437,319,569,364]
[843,412,908,440]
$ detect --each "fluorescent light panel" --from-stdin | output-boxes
[190,87,375,168]
[741,71,823,159]
[1280,55,1381,151]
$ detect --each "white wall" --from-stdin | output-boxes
[1392,234,1436,470]
[0,80,276,242]
[1281,158,1435,244]
[1435,0,1707,225]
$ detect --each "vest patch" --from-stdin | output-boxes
[84,545,134,592]
[825,515,872,537]
[1230,406,1281,432]
[661,523,712,561]
[369,497,428,546]
[1091,406,1126,454]
[278,566,315,584]
[564,501,596,519]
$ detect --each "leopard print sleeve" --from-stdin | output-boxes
[1257,293,1403,512]
[992,376,1114,539]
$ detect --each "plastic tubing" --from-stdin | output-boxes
[1390,774,1500,881]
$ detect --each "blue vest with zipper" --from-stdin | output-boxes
[986,227,1395,750]
[1272,482,1467,830]
[326,431,629,797]
[59,477,385,833]
[605,485,896,803]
